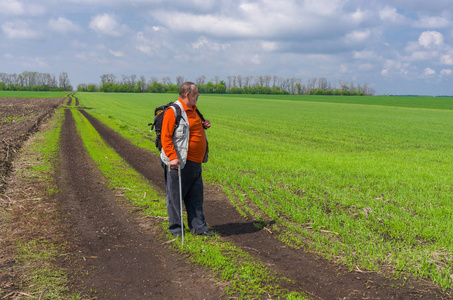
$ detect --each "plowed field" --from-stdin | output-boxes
[0,97,64,192]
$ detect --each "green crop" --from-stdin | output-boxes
[0,91,70,98]
[76,92,453,291]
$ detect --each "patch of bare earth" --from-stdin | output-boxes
[80,109,448,300]
[0,97,64,192]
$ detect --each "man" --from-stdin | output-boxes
[160,82,213,237]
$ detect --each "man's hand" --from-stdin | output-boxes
[170,158,180,169]
[202,119,211,129]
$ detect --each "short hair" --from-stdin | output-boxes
[179,81,197,97]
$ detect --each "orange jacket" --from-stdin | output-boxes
[161,98,207,163]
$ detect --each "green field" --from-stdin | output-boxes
[77,92,453,290]
[0,91,70,98]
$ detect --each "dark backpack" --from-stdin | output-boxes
[149,102,206,151]
[149,102,182,151]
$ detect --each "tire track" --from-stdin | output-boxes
[58,109,223,299]
[66,93,73,106]
[78,109,445,300]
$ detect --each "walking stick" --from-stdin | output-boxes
[178,164,184,245]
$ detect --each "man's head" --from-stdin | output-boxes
[179,81,199,107]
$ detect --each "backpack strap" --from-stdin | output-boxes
[170,103,183,128]
[195,108,205,122]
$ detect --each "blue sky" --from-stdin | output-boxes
[1,0,453,95]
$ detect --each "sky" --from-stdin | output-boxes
[1,0,453,96]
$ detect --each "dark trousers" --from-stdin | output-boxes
[161,159,208,235]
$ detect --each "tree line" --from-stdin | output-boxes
[0,71,72,91]
[0,71,375,95]
[77,74,375,96]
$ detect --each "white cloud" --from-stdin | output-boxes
[192,37,209,49]
[381,59,413,78]
[423,67,436,76]
[109,50,124,57]
[250,54,261,64]
[353,51,377,60]
[48,17,80,33]
[152,12,253,38]
[441,54,453,65]
[0,0,45,16]
[309,0,344,14]
[0,0,24,15]
[191,37,229,51]
[261,41,278,51]
[379,6,406,23]
[134,29,173,57]
[150,0,361,40]
[89,13,125,37]
[21,57,48,68]
[1,21,41,39]
[418,31,444,49]
[440,69,452,76]
[414,16,450,29]
[136,45,152,55]
[345,30,371,43]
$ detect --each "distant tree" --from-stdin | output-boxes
[130,74,137,87]
[196,75,206,86]
[77,83,87,91]
[176,76,184,87]
[147,81,165,93]
[59,72,71,91]
[162,77,172,86]
[134,81,143,93]
[87,84,97,92]
[237,75,243,88]
[307,78,317,93]
[318,78,328,91]
[121,74,131,86]
[244,76,253,87]
[140,75,147,91]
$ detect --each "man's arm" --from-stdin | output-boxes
[202,119,211,129]
[161,109,180,168]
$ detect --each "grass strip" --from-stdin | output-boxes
[72,108,308,299]
[0,91,70,98]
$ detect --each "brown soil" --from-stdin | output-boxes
[0,97,449,299]
[0,97,64,193]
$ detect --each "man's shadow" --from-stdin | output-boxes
[212,220,275,237]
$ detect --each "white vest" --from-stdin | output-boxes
[160,100,190,169]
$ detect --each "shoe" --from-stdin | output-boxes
[199,231,214,237]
